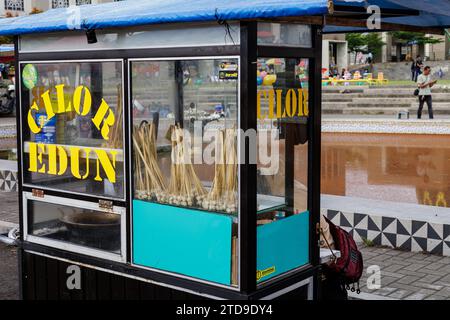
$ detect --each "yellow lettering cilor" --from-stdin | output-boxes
[92,99,116,141]
[257,88,309,119]
[27,84,115,138]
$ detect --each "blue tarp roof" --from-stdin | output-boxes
[0,0,448,37]
[326,0,450,33]
[0,0,330,36]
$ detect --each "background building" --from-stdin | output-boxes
[322,33,348,77]
[381,32,450,62]
[0,0,119,17]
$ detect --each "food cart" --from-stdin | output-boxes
[1,0,446,300]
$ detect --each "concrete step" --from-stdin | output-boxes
[322,95,356,102]
[350,97,416,104]
[347,103,412,108]
[343,107,405,115]
[322,109,344,115]
[363,88,450,95]
[322,102,350,109]
[356,90,450,96]
[322,87,367,93]
[341,106,450,116]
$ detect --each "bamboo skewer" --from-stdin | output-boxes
[133,122,166,201]
[134,121,238,213]
[163,125,207,207]
[105,85,124,149]
[202,127,238,213]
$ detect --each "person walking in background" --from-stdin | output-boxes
[417,66,437,119]
[411,59,416,81]
[413,55,423,82]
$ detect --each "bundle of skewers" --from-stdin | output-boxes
[104,85,123,149]
[162,125,208,206]
[134,122,238,214]
[201,128,238,213]
[133,122,166,201]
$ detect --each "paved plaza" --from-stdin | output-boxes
[358,246,450,300]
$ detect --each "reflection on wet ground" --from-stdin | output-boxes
[3,129,450,209]
[322,133,450,207]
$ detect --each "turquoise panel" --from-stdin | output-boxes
[257,211,310,283]
[133,200,233,286]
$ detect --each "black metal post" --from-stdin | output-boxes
[123,59,132,263]
[14,35,25,300]
[239,21,258,294]
[308,24,323,300]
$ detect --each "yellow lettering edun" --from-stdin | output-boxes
[28,142,46,174]
[47,144,68,176]
[70,147,91,180]
[94,149,117,183]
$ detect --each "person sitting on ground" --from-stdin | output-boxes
[343,70,352,80]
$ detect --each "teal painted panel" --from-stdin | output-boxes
[257,211,310,282]
[133,200,233,286]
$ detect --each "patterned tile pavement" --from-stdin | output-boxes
[359,245,450,300]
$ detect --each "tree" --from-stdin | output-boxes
[0,36,13,45]
[346,33,366,54]
[365,33,385,59]
[346,33,385,63]
[390,31,443,45]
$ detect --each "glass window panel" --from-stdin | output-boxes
[19,23,240,53]
[256,57,310,284]
[21,61,124,199]
[27,199,123,256]
[131,58,239,287]
[258,23,312,48]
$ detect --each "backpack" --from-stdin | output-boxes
[322,216,364,294]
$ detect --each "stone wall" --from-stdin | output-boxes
[372,60,450,81]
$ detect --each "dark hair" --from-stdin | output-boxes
[424,66,431,71]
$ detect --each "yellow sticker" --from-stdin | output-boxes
[257,266,276,281]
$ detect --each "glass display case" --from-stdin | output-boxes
[256,57,310,283]
[131,58,240,286]
[14,17,322,300]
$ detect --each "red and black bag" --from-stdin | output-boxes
[322,216,364,294]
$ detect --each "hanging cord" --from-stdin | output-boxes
[215,8,236,45]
